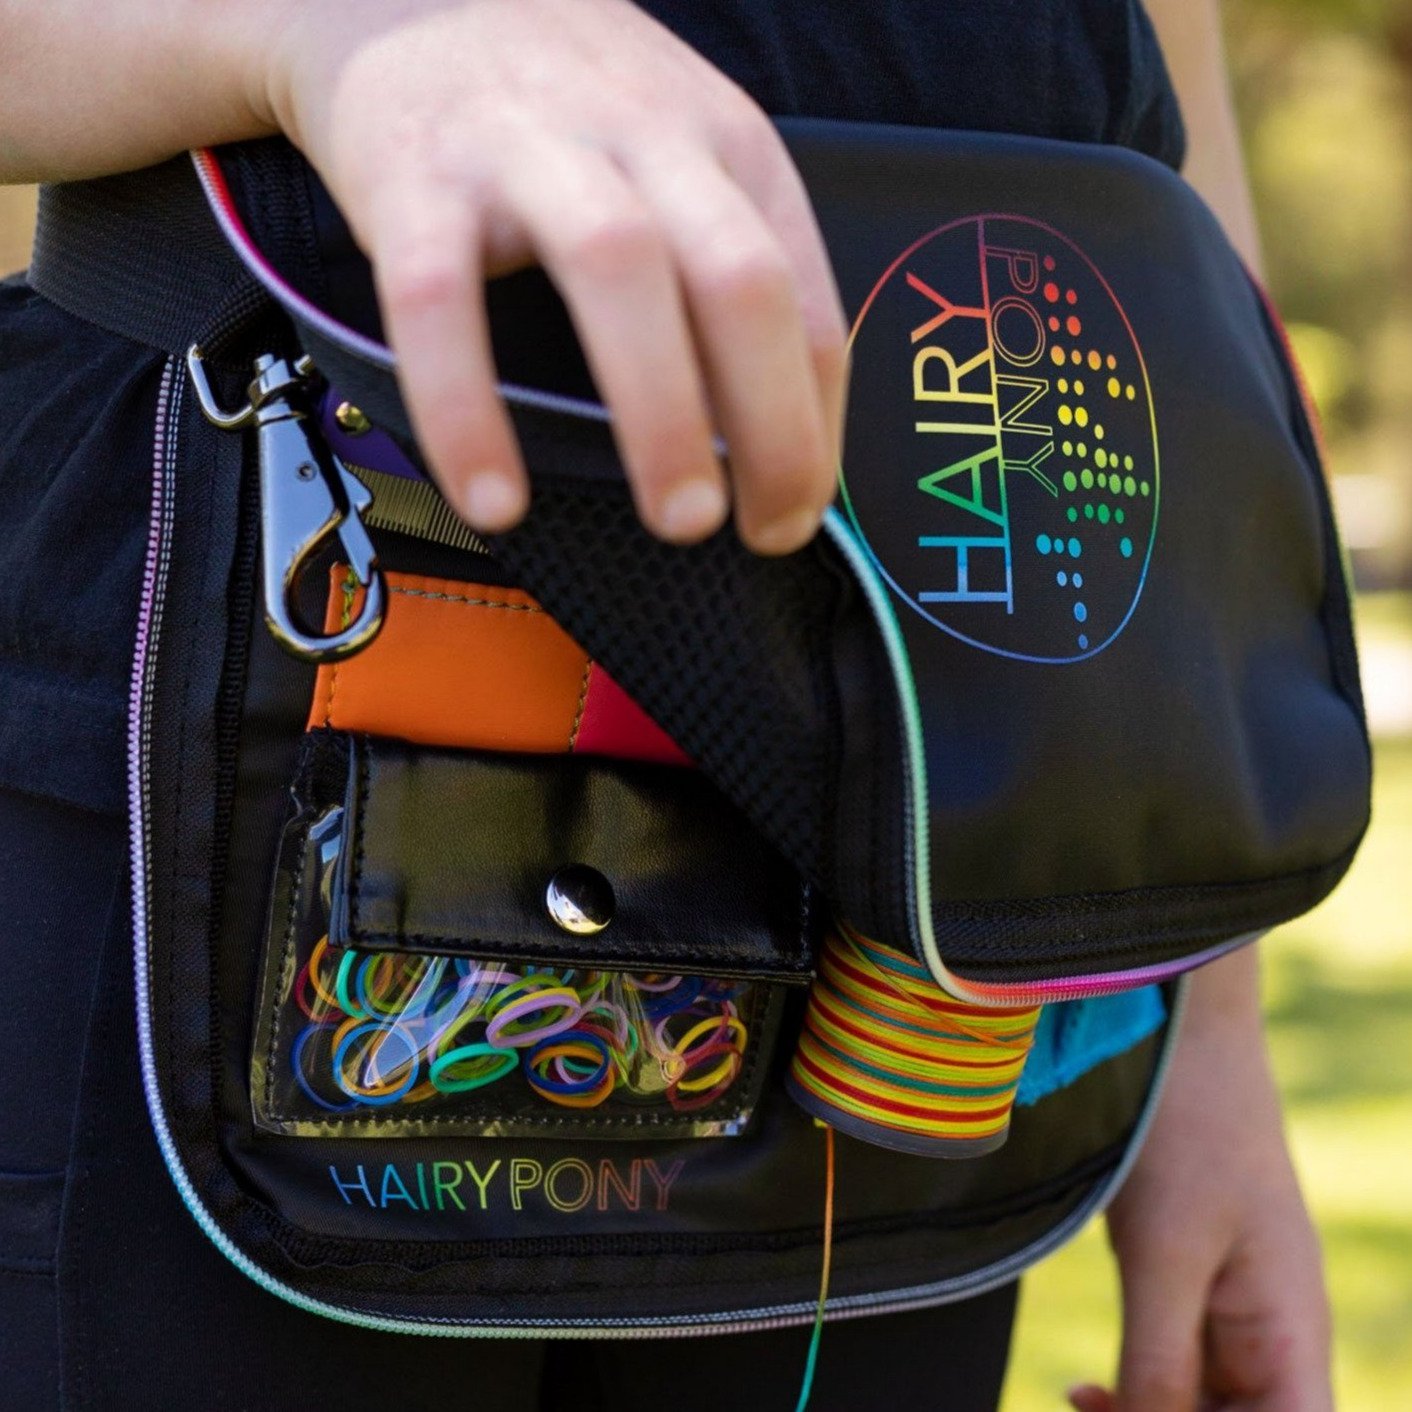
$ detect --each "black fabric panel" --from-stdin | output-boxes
[0,279,164,814]
[788,122,1371,967]
[337,734,817,978]
[570,1283,1017,1412]
[0,1268,60,1409]
[924,861,1361,980]
[0,792,121,1195]
[213,1036,1157,1323]
[28,158,263,361]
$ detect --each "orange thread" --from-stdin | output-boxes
[567,660,594,749]
[320,569,358,726]
[795,1123,835,1411]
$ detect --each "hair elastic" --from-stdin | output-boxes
[282,940,754,1119]
[526,1034,615,1108]
[668,1041,743,1112]
[291,1023,360,1113]
[484,986,584,1049]
[332,1020,421,1105]
[430,1042,519,1093]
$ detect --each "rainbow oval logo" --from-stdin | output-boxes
[840,215,1159,663]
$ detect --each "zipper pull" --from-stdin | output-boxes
[186,345,385,663]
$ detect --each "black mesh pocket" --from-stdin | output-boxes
[490,467,914,951]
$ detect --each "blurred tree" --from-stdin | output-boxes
[1228,0,1412,585]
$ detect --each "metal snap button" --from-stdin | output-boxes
[333,400,372,435]
[545,865,615,935]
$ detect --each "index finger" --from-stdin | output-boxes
[368,183,530,533]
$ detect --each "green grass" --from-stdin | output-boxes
[1003,726,1412,1409]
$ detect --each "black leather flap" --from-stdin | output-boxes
[329,734,818,981]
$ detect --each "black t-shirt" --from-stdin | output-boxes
[636,0,1182,163]
[0,1,1183,815]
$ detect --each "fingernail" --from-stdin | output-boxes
[752,508,821,556]
[460,473,524,532]
[657,480,728,542]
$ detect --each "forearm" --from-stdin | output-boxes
[1144,0,1264,274]
[0,0,287,182]
[1165,945,1285,1174]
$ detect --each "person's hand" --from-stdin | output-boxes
[259,0,848,553]
[1068,949,1333,1412]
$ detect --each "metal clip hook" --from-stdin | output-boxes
[187,346,385,663]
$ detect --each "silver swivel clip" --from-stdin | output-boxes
[186,345,385,664]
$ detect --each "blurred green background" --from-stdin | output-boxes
[1,1,1407,1403]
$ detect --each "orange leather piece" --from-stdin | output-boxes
[308,568,593,753]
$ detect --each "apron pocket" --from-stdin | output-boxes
[251,730,812,1141]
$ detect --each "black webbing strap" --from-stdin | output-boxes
[28,146,434,451]
[28,156,269,359]
[26,145,631,463]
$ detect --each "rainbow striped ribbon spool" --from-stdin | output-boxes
[786,924,1042,1157]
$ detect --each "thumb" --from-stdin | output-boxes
[1112,1236,1209,1412]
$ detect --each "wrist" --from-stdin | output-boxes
[137,0,305,151]
[255,0,463,159]
[187,0,311,142]
[1182,941,1264,1036]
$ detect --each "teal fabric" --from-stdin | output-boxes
[1015,986,1167,1107]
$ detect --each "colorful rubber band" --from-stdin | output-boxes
[332,1021,420,1105]
[485,986,583,1049]
[430,1042,519,1093]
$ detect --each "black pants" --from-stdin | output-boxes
[0,787,1015,1411]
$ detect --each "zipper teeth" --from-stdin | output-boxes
[944,931,1261,1004]
[129,394,1180,1336]
[820,511,944,995]
[344,461,492,557]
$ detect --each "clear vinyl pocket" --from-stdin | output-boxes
[251,730,810,1140]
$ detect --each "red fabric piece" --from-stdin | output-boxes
[573,664,693,767]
